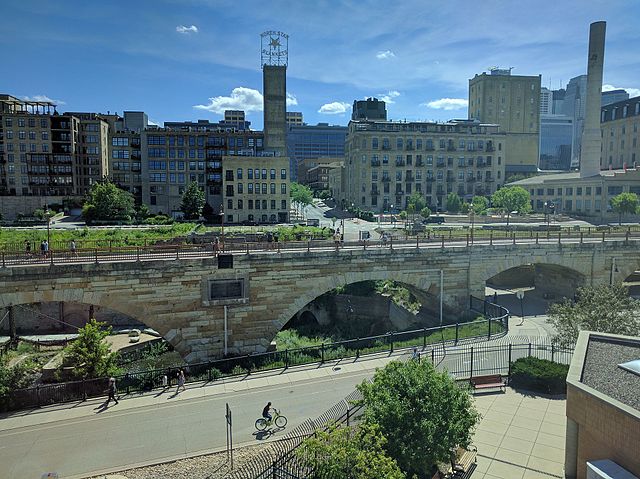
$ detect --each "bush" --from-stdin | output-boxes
[230,365,248,376]
[209,367,222,381]
[509,356,569,394]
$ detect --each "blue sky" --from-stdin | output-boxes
[2,0,640,129]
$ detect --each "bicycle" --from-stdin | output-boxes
[255,408,288,430]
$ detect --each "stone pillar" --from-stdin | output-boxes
[565,417,579,479]
[580,21,606,178]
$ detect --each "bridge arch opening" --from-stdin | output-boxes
[276,279,460,349]
[485,263,586,316]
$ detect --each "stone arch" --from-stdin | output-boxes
[273,269,440,334]
[0,289,180,354]
[481,251,592,284]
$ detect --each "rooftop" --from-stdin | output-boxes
[508,168,639,186]
[581,335,640,411]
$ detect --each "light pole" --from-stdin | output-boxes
[469,209,475,244]
[610,257,619,285]
[44,203,51,248]
[390,204,394,225]
[219,206,225,251]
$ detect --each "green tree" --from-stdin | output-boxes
[471,196,489,215]
[610,192,639,226]
[446,192,463,213]
[180,181,206,220]
[82,180,135,223]
[297,423,406,479]
[547,285,640,348]
[491,186,531,225]
[135,203,150,222]
[420,207,431,219]
[202,202,216,224]
[357,359,480,477]
[63,319,120,379]
[290,182,313,218]
[407,192,427,212]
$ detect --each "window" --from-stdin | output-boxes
[262,183,267,194]
[238,183,243,194]
[372,138,379,149]
[270,183,276,194]
[271,200,276,209]
[270,169,276,180]
[281,183,286,194]
[248,183,254,194]
[236,168,243,179]
[248,169,253,179]
[281,199,287,210]
[397,138,403,150]
[281,169,286,179]
[262,169,267,179]
[112,137,129,146]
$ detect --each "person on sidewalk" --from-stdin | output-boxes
[177,369,186,392]
[107,377,119,405]
[70,239,77,257]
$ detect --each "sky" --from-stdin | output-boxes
[2,0,640,129]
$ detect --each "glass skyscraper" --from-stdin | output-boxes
[539,115,573,170]
[286,123,347,181]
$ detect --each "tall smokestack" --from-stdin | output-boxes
[580,21,606,178]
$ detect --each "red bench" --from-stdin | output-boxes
[469,374,506,393]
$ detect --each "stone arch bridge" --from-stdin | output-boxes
[1,240,638,362]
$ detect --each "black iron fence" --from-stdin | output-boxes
[0,298,506,413]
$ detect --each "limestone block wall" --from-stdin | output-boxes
[0,239,638,361]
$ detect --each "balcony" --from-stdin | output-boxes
[371,189,380,196]
[476,160,485,167]
[395,189,404,195]
[485,177,494,182]
[425,146,435,151]
[447,144,456,151]
[415,160,424,167]
[425,177,435,182]
[381,144,391,150]
[405,145,414,151]
[466,177,476,183]
[381,177,390,182]
[395,160,405,167]
[131,152,141,160]
[370,160,381,167]
[486,144,495,152]
[405,174,414,182]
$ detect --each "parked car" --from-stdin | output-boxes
[423,216,445,224]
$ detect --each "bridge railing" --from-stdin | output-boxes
[1,228,639,267]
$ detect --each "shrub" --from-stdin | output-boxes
[230,365,248,376]
[209,367,222,381]
[509,356,569,394]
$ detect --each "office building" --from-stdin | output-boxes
[221,154,290,224]
[328,162,345,201]
[540,87,553,115]
[286,123,347,181]
[600,96,640,170]
[343,118,506,213]
[352,98,387,121]
[539,115,573,170]
[561,75,588,168]
[307,160,342,193]
[468,68,541,176]
[601,89,629,107]
[286,112,303,126]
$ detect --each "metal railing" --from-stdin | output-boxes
[1,228,639,268]
[0,305,507,413]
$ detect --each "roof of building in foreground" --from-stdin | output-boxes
[509,167,640,186]
[568,331,640,414]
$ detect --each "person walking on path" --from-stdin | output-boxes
[213,237,220,256]
[40,240,46,258]
[70,239,77,257]
[177,369,186,393]
[24,240,31,257]
[107,377,119,405]
[43,240,49,258]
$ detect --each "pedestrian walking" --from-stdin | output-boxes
[40,240,46,257]
[24,240,31,256]
[162,373,168,388]
[213,237,220,255]
[411,347,420,362]
[107,377,119,405]
[43,240,49,258]
[70,239,77,257]
[177,369,186,392]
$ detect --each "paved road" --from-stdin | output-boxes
[0,367,372,479]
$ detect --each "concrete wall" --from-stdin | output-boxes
[0,240,635,361]
[0,196,68,221]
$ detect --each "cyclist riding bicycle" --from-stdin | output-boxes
[262,402,273,422]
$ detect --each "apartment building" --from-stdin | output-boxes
[221,154,290,224]
[600,96,640,170]
[286,112,303,126]
[343,119,506,213]
[141,125,266,217]
[66,112,110,196]
[469,69,541,176]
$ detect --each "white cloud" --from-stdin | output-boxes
[423,98,468,110]
[318,102,351,115]
[176,25,198,34]
[377,90,400,104]
[376,50,396,60]
[286,93,298,106]
[602,84,640,99]
[194,87,298,115]
[22,95,65,105]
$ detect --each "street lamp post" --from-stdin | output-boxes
[469,210,475,244]
[390,204,394,225]
[44,203,51,248]
[219,206,225,251]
